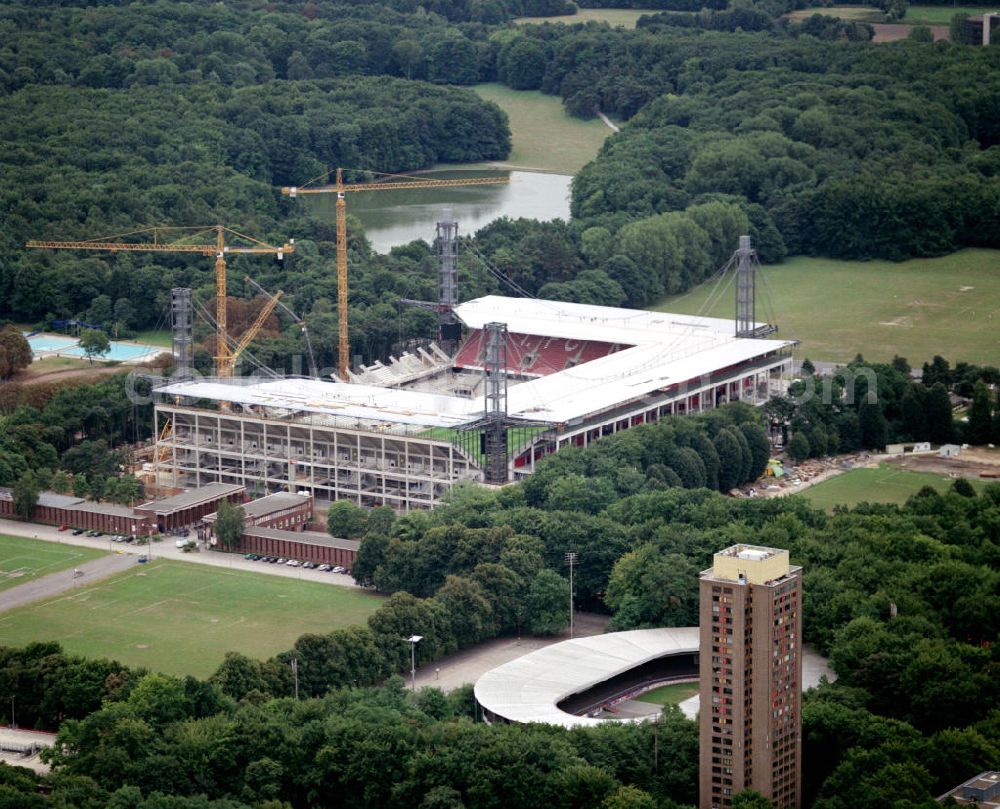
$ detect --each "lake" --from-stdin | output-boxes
[303,169,572,254]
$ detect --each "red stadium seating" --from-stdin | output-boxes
[454,330,631,377]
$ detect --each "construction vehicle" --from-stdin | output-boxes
[26,225,294,377]
[281,168,508,380]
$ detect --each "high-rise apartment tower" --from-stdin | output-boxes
[699,545,802,809]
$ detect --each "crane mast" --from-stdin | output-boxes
[282,168,509,380]
[26,225,294,378]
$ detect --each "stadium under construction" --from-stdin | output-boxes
[152,233,795,510]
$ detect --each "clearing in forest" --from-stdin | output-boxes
[653,249,1000,365]
[799,463,987,511]
[515,8,650,27]
[0,559,382,677]
[470,83,614,175]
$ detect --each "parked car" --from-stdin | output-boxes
[302,561,316,569]
[332,565,345,574]
[58,524,68,532]
[317,564,331,572]
[86,530,98,537]
[286,559,299,567]
[245,553,258,560]
[72,528,84,535]
[275,558,286,564]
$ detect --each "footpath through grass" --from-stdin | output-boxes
[471,83,613,175]
[635,681,699,705]
[799,463,987,511]
[654,249,1000,365]
[0,559,382,677]
[0,535,106,592]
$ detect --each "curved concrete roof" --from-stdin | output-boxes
[474,628,699,729]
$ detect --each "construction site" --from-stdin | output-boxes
[149,225,796,510]
[28,174,795,511]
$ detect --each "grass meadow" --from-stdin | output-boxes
[0,535,107,592]
[786,4,987,25]
[515,8,650,27]
[132,329,173,347]
[654,249,1000,365]
[0,559,382,677]
[470,83,614,175]
[799,463,987,511]
[635,681,700,705]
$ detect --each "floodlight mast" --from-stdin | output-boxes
[407,634,423,691]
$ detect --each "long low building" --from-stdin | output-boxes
[202,491,313,539]
[232,527,359,568]
[0,489,152,535]
[152,296,795,509]
[135,482,245,533]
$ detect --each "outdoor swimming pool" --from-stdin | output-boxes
[26,334,79,354]
[64,342,164,361]
[26,333,165,362]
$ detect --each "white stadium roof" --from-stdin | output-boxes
[454,295,756,346]
[155,296,794,428]
[473,628,700,729]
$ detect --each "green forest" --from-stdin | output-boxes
[0,397,996,807]
[6,0,1000,365]
[4,0,1000,806]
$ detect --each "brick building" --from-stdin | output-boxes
[236,527,358,568]
[0,489,152,536]
[202,491,312,539]
[134,482,245,533]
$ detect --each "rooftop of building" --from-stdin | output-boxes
[203,491,312,523]
[938,771,1000,806]
[473,627,699,729]
[154,296,795,429]
[136,482,245,515]
[241,526,359,552]
[0,488,85,510]
[704,544,796,585]
[0,488,145,518]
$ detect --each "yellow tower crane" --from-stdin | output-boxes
[281,168,509,381]
[25,225,294,377]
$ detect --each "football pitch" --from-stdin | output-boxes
[635,681,700,706]
[0,559,383,678]
[799,463,987,510]
[0,534,106,592]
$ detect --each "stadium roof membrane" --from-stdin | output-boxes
[474,627,699,729]
[155,296,794,429]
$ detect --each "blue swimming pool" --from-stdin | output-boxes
[26,332,164,361]
[64,342,164,361]
[27,334,79,354]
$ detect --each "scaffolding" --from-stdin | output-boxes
[171,288,194,379]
